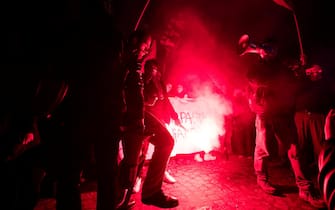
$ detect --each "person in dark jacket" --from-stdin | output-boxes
[117,29,153,209]
[240,40,325,208]
[139,59,180,200]
[132,59,180,193]
[0,76,41,210]
[294,64,335,169]
[118,31,179,209]
[318,108,335,210]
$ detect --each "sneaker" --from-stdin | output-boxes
[142,190,179,208]
[132,177,142,193]
[163,171,176,184]
[299,189,326,208]
[194,153,203,162]
[257,180,278,195]
[204,153,216,161]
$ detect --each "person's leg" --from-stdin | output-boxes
[246,113,256,157]
[309,113,325,164]
[231,116,245,156]
[141,112,178,208]
[287,143,313,190]
[117,127,144,208]
[254,114,277,194]
[288,143,326,208]
[55,148,83,210]
[163,157,176,184]
[141,133,173,197]
[0,162,16,210]
[275,115,325,208]
[141,114,174,197]
[16,146,46,210]
[133,136,150,193]
[273,115,313,190]
[55,128,85,210]
[14,164,39,210]
[294,112,313,166]
[95,126,120,210]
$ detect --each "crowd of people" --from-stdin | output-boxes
[235,36,335,209]
[2,1,335,210]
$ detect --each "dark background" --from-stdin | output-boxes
[3,0,335,85]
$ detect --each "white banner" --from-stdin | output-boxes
[146,95,231,159]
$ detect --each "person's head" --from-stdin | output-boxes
[144,59,160,78]
[143,59,161,84]
[166,83,173,93]
[239,35,279,61]
[127,30,152,61]
[176,84,184,93]
[260,38,279,61]
[305,64,323,81]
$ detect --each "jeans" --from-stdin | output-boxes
[254,113,312,190]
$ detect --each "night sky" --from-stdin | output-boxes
[4,0,335,81]
[145,0,335,64]
[142,0,335,90]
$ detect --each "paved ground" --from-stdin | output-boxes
[34,153,323,210]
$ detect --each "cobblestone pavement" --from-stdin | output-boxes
[34,153,323,210]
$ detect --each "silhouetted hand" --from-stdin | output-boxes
[22,132,34,145]
[8,132,36,161]
[324,109,335,140]
[174,118,186,131]
[300,53,307,67]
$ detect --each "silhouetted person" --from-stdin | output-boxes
[64,32,124,210]
[0,75,41,210]
[175,84,188,98]
[118,31,179,209]
[139,59,180,201]
[241,43,325,208]
[117,29,153,209]
[231,88,255,158]
[318,109,335,210]
[295,64,335,169]
[49,1,125,209]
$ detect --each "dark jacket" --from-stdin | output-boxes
[144,73,178,124]
[318,138,335,210]
[246,59,298,116]
[122,60,145,128]
[295,76,335,115]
